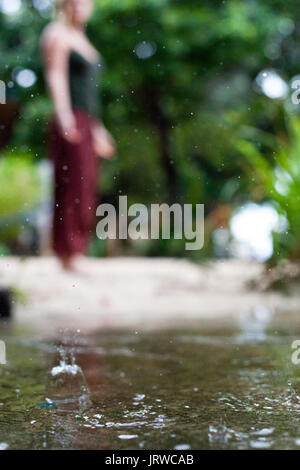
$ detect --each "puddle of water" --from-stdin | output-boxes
[1,310,300,449]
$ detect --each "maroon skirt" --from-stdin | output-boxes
[49,109,98,257]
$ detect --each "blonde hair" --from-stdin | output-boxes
[55,0,70,23]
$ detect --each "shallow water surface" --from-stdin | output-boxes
[1,310,300,449]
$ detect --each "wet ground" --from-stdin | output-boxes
[1,307,300,449]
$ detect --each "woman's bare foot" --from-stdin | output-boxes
[60,256,77,272]
[59,255,96,276]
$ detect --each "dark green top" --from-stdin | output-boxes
[69,50,101,117]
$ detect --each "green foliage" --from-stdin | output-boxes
[0,152,41,216]
[238,114,300,263]
[1,0,300,258]
[0,152,41,243]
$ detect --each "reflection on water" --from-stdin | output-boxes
[2,311,300,449]
[236,305,274,343]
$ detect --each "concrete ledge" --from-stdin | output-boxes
[0,256,298,335]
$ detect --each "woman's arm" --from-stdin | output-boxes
[42,25,81,143]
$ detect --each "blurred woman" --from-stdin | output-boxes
[41,0,115,271]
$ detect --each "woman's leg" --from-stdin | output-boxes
[50,111,97,270]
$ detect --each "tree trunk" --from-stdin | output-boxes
[139,84,179,203]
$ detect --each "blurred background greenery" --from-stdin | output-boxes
[1,0,300,266]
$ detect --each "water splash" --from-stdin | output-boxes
[51,361,81,377]
[45,342,91,410]
[208,424,233,445]
[285,380,300,407]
